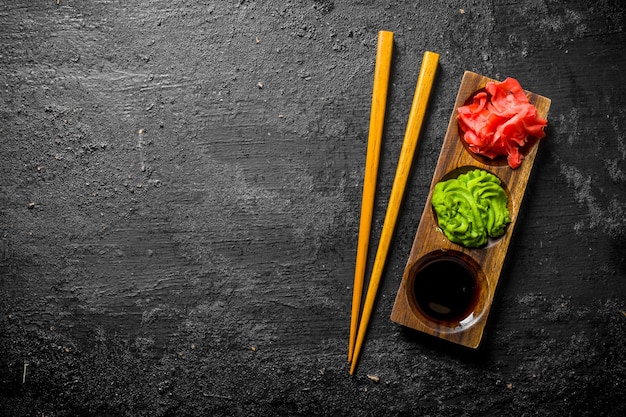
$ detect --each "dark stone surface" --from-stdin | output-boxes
[1,0,624,415]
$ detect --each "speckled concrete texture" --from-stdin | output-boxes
[1,1,625,416]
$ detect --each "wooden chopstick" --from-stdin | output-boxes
[350,51,439,375]
[348,30,394,364]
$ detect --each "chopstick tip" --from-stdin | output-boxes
[378,30,394,42]
[349,359,358,376]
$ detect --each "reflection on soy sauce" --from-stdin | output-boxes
[413,258,478,323]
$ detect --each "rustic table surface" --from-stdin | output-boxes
[1,1,625,416]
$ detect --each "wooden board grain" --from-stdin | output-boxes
[391,71,551,348]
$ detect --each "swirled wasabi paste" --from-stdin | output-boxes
[431,169,510,248]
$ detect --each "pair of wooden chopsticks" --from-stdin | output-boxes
[348,31,439,375]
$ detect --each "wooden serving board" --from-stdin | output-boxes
[390,71,551,348]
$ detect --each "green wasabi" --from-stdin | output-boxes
[431,169,511,248]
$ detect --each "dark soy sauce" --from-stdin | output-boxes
[413,259,478,323]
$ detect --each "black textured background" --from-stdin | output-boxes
[1,1,625,416]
